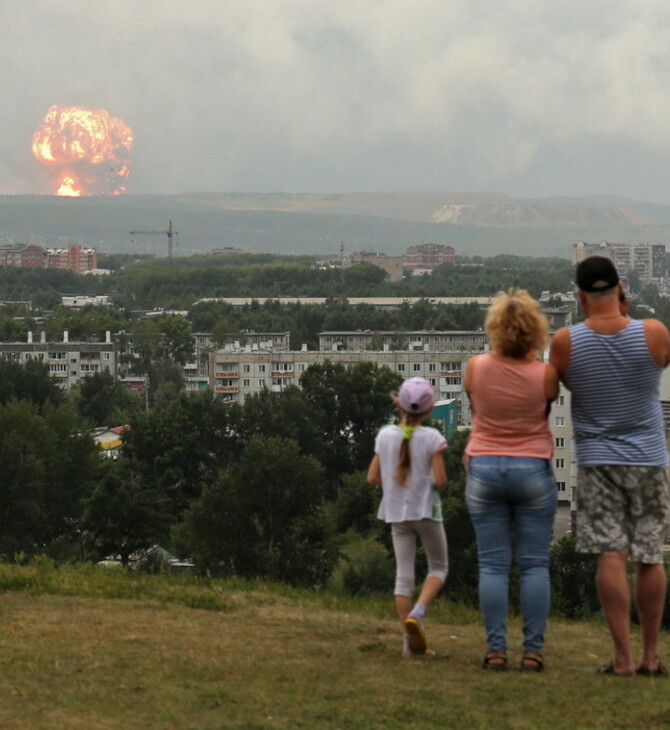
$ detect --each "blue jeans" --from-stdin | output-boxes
[466,456,557,653]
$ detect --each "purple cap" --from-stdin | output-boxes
[398,377,435,414]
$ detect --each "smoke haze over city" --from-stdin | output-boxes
[5,1,670,203]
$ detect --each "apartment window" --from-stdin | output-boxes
[556,482,566,492]
[413,363,421,372]
[444,376,461,385]
[554,416,565,427]
[243,364,250,373]
[259,365,266,373]
[243,379,250,387]
[555,458,565,469]
[429,378,437,386]
[103,352,111,360]
[429,363,436,372]
[298,364,305,372]
[555,437,565,448]
[556,395,565,406]
[397,364,405,372]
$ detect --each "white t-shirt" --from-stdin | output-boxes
[374,424,447,523]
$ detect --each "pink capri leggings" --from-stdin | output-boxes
[391,519,449,597]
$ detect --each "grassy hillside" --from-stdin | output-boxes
[0,562,667,729]
[2,193,670,260]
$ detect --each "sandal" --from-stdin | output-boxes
[482,651,508,671]
[404,617,427,656]
[520,651,544,672]
[636,662,668,677]
[597,661,634,676]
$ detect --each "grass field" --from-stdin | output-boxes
[0,562,667,729]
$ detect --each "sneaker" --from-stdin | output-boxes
[404,617,427,655]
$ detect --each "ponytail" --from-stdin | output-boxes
[395,414,424,486]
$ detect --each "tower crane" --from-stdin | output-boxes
[129,220,177,259]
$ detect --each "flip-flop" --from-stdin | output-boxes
[404,617,427,655]
[636,662,668,677]
[597,661,633,676]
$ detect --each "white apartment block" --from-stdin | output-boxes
[573,241,666,283]
[0,330,117,389]
[318,330,489,354]
[210,346,480,423]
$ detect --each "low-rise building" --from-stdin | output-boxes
[0,330,117,389]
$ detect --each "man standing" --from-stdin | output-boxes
[551,255,670,676]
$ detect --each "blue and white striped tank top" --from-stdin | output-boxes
[564,319,668,466]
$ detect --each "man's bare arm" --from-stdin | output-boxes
[644,318,670,368]
[549,327,571,381]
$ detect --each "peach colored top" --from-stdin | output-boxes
[465,353,553,458]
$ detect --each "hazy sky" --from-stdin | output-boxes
[6,1,670,202]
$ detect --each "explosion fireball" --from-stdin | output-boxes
[32,105,133,196]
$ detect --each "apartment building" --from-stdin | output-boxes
[318,330,488,353]
[0,243,46,268]
[0,330,117,389]
[46,244,97,273]
[572,241,666,283]
[405,243,456,269]
[0,243,98,273]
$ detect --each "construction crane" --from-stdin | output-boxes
[129,220,177,259]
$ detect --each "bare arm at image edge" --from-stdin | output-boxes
[643,318,670,369]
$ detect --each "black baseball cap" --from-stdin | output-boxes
[576,256,620,292]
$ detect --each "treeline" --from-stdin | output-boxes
[0,253,576,311]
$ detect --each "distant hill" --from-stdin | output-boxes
[1,192,670,259]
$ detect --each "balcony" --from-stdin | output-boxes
[215,371,239,378]
[215,385,239,393]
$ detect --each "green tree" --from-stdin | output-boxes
[121,392,238,519]
[69,371,141,426]
[183,435,338,585]
[123,317,194,406]
[82,466,172,567]
[0,359,63,411]
[0,400,102,558]
[300,360,402,487]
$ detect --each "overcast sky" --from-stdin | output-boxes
[5,0,670,203]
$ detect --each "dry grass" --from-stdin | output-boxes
[0,566,667,729]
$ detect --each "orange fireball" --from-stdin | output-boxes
[32,105,133,196]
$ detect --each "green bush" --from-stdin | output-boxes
[332,537,395,597]
[550,533,600,619]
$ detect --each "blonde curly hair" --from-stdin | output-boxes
[485,288,548,359]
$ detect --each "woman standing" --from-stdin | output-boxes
[464,289,559,671]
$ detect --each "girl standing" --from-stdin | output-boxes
[367,377,449,656]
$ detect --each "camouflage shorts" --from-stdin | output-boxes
[576,465,670,564]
